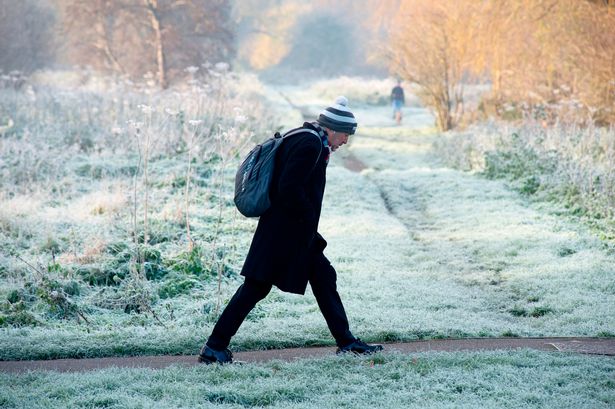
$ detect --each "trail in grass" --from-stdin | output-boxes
[265,87,615,342]
[341,105,615,338]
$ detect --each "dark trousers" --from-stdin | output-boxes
[206,254,354,350]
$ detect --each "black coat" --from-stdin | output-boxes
[240,122,329,294]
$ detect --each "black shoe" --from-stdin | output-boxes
[336,338,384,355]
[198,345,233,364]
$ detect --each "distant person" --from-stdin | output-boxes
[391,80,405,125]
[198,96,384,364]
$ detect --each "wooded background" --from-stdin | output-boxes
[1,0,613,128]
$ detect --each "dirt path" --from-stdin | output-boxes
[1,338,612,374]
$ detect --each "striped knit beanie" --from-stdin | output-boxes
[317,96,357,135]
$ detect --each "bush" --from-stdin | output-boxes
[78,255,166,286]
[93,276,156,314]
[158,275,199,299]
[77,243,168,285]
[6,286,36,304]
[35,277,87,320]
[1,289,40,327]
[167,246,211,277]
[0,309,40,327]
[530,306,554,317]
[76,265,120,286]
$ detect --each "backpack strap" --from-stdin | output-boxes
[281,127,324,172]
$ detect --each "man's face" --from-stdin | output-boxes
[326,129,350,152]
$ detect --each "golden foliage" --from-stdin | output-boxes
[236,2,309,70]
[387,1,479,130]
[240,35,289,70]
[385,0,615,127]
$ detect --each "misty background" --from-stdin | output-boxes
[1,0,614,130]
[0,0,385,83]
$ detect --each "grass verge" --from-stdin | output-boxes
[1,350,613,408]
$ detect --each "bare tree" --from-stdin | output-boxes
[388,1,478,131]
[59,0,126,75]
[475,0,615,124]
[384,0,615,127]
[59,0,234,87]
[142,0,167,88]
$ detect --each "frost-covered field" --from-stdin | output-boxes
[2,350,614,408]
[0,72,273,359]
[434,122,615,244]
[345,128,615,339]
[1,77,615,361]
[1,75,615,407]
[283,83,615,339]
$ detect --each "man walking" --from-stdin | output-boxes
[391,80,405,125]
[199,96,383,364]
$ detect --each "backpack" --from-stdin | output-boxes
[234,127,322,217]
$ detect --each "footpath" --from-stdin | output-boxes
[1,337,614,373]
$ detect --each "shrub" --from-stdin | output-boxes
[93,275,156,315]
[167,246,211,277]
[75,244,167,285]
[158,275,199,299]
[0,282,40,327]
[76,265,122,286]
[0,309,40,327]
[530,306,554,318]
[7,281,38,302]
[509,307,528,317]
[36,277,87,321]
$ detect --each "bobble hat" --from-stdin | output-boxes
[317,96,357,135]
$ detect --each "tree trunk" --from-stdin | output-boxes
[144,0,167,89]
[434,93,453,132]
[94,14,124,74]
